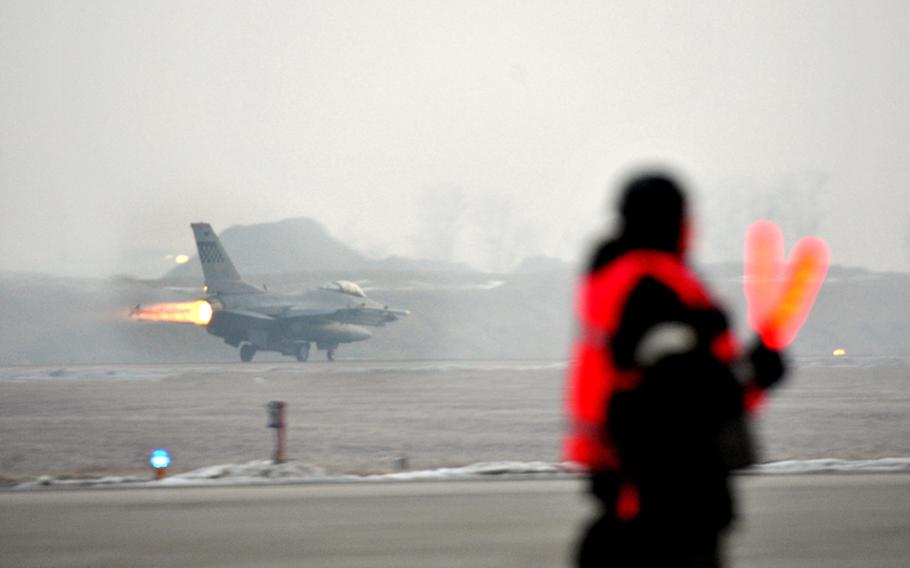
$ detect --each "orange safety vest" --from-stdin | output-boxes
[563,250,743,471]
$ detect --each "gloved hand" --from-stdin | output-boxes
[749,339,786,389]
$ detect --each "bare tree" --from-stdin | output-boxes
[411,185,467,263]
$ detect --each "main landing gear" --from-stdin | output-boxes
[239,343,256,362]
[237,341,334,363]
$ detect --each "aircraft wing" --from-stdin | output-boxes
[210,309,276,330]
[275,306,410,327]
[334,307,410,326]
[277,307,342,320]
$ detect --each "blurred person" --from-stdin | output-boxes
[564,171,785,567]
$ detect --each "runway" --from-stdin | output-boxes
[2,474,909,567]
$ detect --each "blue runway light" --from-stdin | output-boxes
[150,449,171,469]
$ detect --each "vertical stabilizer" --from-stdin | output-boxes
[191,223,261,294]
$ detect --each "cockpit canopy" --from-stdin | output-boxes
[321,280,367,298]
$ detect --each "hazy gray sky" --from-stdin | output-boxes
[3,1,909,276]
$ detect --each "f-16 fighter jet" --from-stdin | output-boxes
[134,223,408,362]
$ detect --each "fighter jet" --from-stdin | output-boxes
[183,222,407,362]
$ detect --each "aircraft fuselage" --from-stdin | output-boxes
[183,223,407,362]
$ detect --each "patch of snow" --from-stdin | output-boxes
[361,461,563,481]
[748,457,910,474]
[16,457,910,491]
[13,460,570,490]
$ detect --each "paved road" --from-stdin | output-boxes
[1,475,909,567]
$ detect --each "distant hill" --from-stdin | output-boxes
[4,215,908,364]
[165,217,471,281]
[513,255,573,274]
[166,218,371,280]
[0,265,908,364]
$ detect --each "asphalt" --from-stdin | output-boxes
[2,474,909,567]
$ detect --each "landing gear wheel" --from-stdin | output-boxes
[326,348,336,362]
[239,343,256,362]
[295,342,310,362]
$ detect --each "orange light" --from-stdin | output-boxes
[130,300,214,325]
[744,221,829,350]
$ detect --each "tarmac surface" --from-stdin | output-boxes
[2,474,909,567]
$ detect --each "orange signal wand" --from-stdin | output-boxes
[744,220,784,332]
[744,221,829,350]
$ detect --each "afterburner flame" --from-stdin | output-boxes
[130,300,213,325]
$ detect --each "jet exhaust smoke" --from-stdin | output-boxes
[129,300,213,326]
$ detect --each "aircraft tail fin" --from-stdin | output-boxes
[191,223,261,294]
